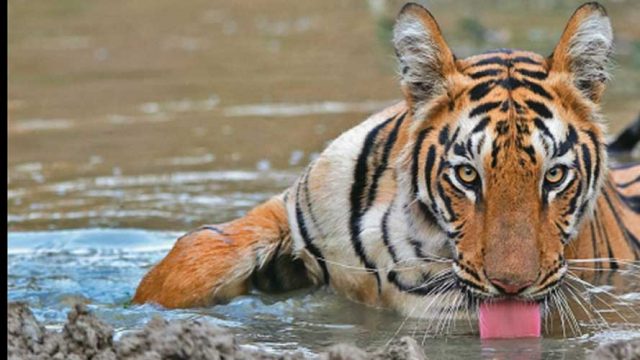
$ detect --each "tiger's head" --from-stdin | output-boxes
[394,3,612,301]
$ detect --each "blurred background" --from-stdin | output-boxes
[8,0,640,231]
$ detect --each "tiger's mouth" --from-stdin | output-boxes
[450,261,568,339]
[452,260,568,303]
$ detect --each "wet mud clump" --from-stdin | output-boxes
[8,302,115,360]
[7,302,428,360]
[589,337,640,360]
[9,302,640,360]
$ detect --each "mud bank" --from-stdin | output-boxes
[7,302,639,360]
[7,302,425,360]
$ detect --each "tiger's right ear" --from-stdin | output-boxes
[393,3,457,111]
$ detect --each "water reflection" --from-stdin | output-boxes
[480,339,542,360]
[8,170,299,230]
[7,229,640,358]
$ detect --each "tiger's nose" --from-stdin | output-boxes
[489,278,533,295]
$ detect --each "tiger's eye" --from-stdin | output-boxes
[545,166,566,184]
[456,165,478,184]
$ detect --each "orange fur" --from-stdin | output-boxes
[133,196,289,308]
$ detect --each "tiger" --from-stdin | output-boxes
[133,2,640,335]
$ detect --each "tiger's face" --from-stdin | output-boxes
[394,3,612,302]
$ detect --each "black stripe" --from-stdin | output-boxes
[456,261,482,283]
[616,174,640,189]
[603,190,640,251]
[199,225,225,235]
[387,269,454,295]
[408,237,427,260]
[465,138,474,158]
[470,56,542,67]
[618,194,640,213]
[444,127,460,154]
[469,80,495,101]
[555,222,572,243]
[630,232,640,260]
[557,125,578,157]
[438,125,450,145]
[381,205,399,263]
[471,56,507,67]
[295,180,330,284]
[456,276,488,293]
[423,145,437,204]
[516,69,548,80]
[490,140,500,168]
[469,69,502,79]
[521,78,553,99]
[561,181,582,216]
[476,135,486,156]
[454,143,468,158]
[365,113,406,209]
[584,130,602,192]
[411,128,439,224]
[500,100,510,112]
[442,173,466,197]
[437,181,457,221]
[533,117,555,146]
[500,76,521,91]
[472,116,491,134]
[411,128,433,196]
[596,209,619,270]
[469,101,501,118]
[581,144,593,191]
[525,100,552,119]
[350,119,394,292]
[417,200,439,224]
[521,145,537,164]
[512,56,542,65]
[538,266,563,288]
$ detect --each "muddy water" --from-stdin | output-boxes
[7,0,640,358]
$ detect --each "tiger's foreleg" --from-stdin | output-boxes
[133,194,312,308]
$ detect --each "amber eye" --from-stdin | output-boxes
[456,165,479,185]
[545,166,566,185]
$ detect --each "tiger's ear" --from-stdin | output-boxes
[393,3,457,111]
[550,2,613,103]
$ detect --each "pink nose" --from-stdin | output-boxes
[489,278,533,295]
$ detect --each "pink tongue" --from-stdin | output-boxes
[479,301,541,339]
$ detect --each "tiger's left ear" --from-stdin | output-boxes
[550,2,613,103]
